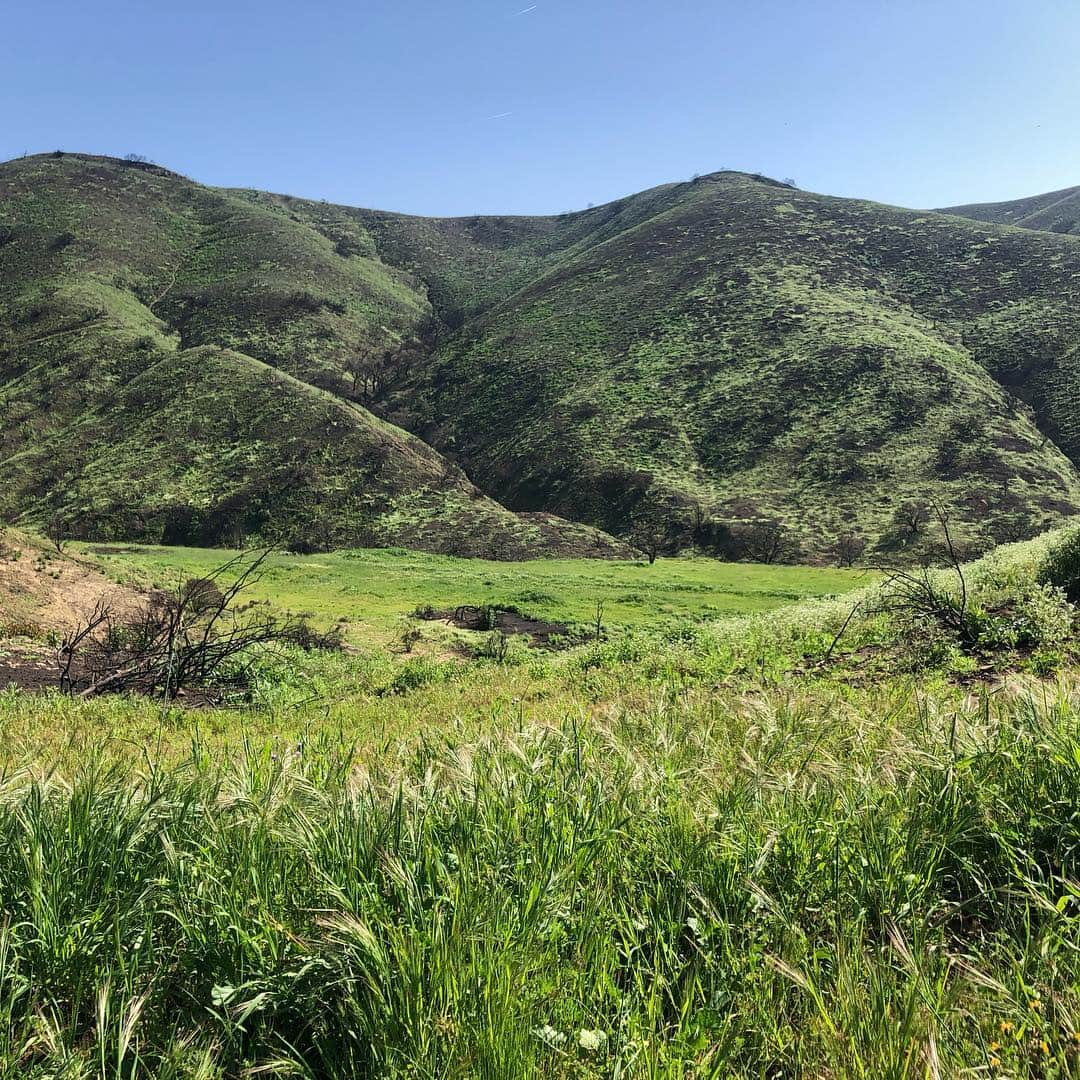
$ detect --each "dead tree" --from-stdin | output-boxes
[630,518,665,564]
[685,500,713,556]
[738,520,791,564]
[344,350,392,402]
[46,513,68,554]
[894,501,930,539]
[833,532,867,568]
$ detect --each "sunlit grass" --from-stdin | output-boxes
[74,543,868,645]
[0,531,1075,1074]
[0,681,1078,1076]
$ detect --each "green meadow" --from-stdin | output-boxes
[1,531,1079,1076]
[76,543,866,644]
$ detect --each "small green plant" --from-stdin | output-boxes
[474,629,509,662]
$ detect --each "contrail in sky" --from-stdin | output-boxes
[513,5,537,14]
[487,112,513,120]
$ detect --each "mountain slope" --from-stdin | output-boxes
[5,153,1080,561]
[940,186,1080,235]
[0,153,625,557]
[356,174,1080,556]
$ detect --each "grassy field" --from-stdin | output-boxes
[3,677,1080,1078]
[0,531,1079,1075]
[76,543,867,644]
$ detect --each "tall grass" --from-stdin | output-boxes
[0,683,1078,1077]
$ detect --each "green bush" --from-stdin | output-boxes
[1038,526,1080,601]
[1009,582,1075,649]
[384,657,457,695]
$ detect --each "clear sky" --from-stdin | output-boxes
[4,0,1080,216]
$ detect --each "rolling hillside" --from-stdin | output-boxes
[941,185,1080,235]
[352,173,1080,557]
[0,154,624,558]
[4,152,1080,559]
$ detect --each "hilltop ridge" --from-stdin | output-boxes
[940,184,1080,234]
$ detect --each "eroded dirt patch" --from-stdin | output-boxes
[0,539,142,635]
[420,605,570,646]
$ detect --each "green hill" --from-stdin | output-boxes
[940,185,1080,234]
[356,173,1080,558]
[5,153,1080,559]
[0,153,624,557]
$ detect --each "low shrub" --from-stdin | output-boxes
[1039,525,1080,601]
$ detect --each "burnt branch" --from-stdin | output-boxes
[57,550,327,701]
[872,501,975,646]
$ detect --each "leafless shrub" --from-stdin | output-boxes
[57,550,322,700]
[57,599,112,694]
[872,502,977,647]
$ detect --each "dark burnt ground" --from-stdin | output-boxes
[420,606,571,647]
[0,642,57,691]
[0,641,237,705]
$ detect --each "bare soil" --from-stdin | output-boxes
[0,530,145,692]
[422,605,570,646]
[0,642,57,691]
[0,550,140,633]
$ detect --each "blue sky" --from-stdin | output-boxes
[4,0,1080,215]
